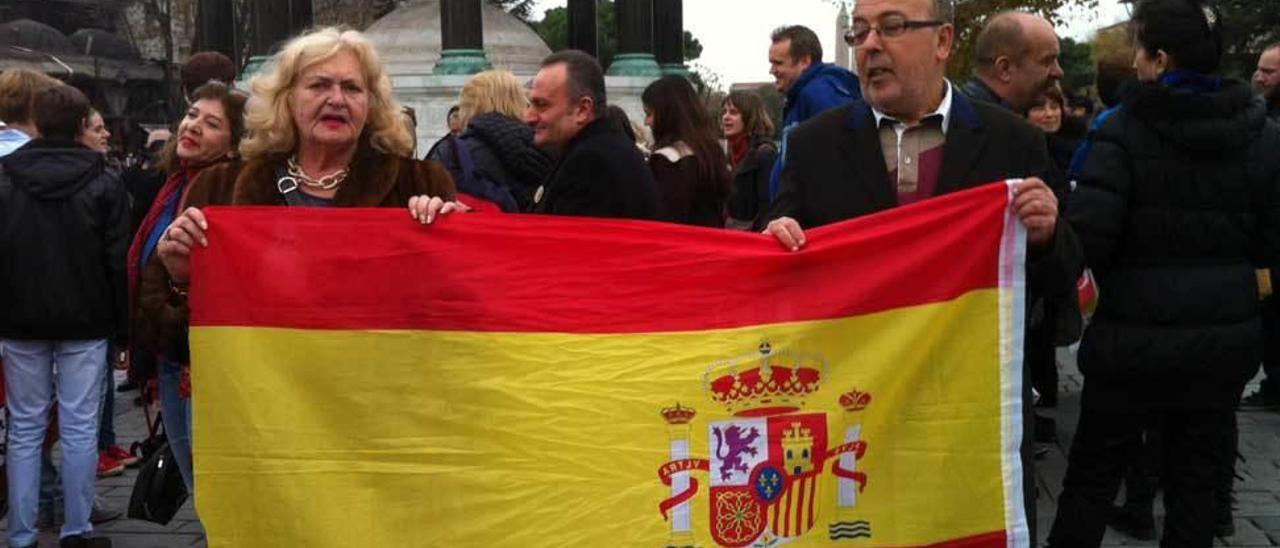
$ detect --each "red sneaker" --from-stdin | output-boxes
[96,452,124,478]
[104,445,139,467]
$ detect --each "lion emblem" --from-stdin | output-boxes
[713,424,761,482]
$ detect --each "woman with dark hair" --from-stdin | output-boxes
[1025,85,1085,176]
[128,80,248,493]
[641,75,731,228]
[1048,1,1280,545]
[721,90,776,230]
[605,105,650,156]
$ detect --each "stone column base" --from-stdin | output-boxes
[608,53,662,77]
[433,49,493,75]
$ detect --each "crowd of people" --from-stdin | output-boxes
[0,0,1275,546]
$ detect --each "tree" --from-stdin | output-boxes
[137,0,175,62]
[488,0,539,22]
[822,0,1104,80]
[1058,37,1094,94]
[947,0,1099,81]
[530,1,704,69]
[1217,0,1280,79]
[1089,22,1131,68]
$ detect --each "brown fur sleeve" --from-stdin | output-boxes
[411,158,457,202]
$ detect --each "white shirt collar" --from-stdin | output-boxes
[871,80,954,135]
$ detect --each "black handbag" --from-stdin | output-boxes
[127,441,189,525]
[127,379,189,525]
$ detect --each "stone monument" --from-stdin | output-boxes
[364,0,662,155]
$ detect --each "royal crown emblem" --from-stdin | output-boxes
[656,342,875,547]
[705,343,823,417]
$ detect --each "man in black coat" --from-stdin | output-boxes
[527,50,658,220]
[764,0,1083,540]
[1245,42,1280,410]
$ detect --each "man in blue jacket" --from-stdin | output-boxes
[766,25,861,202]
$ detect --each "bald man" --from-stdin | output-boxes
[962,11,1065,113]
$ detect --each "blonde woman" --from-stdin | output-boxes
[426,69,551,212]
[140,28,461,410]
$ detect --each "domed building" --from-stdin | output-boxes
[363,0,657,155]
[364,0,551,78]
[363,0,550,154]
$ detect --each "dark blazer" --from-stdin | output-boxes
[768,88,1083,298]
[532,117,659,220]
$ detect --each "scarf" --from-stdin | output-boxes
[728,133,750,169]
[1159,69,1223,94]
[126,159,225,373]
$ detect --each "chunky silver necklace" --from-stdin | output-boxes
[287,156,349,191]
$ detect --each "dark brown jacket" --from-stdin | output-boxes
[137,146,455,360]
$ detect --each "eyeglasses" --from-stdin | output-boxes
[845,15,946,46]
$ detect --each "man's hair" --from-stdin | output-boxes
[1265,42,1280,55]
[541,50,607,116]
[931,0,956,24]
[974,12,1033,71]
[1066,91,1095,116]
[0,69,62,125]
[34,85,90,141]
[180,51,237,94]
[1095,55,1137,108]
[770,25,823,65]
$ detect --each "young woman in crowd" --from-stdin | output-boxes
[641,75,731,228]
[1049,0,1280,545]
[721,90,776,230]
[77,109,110,154]
[1025,85,1085,177]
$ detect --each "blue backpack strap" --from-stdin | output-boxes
[452,135,479,188]
[451,136,519,212]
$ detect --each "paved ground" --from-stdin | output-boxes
[1036,348,1280,547]
[3,354,1279,547]
[1,370,203,548]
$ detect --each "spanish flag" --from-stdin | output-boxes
[189,181,1028,547]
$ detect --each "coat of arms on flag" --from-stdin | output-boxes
[657,343,871,547]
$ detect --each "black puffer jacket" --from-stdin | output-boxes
[427,113,551,212]
[1068,78,1280,406]
[0,139,130,340]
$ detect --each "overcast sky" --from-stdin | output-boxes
[525,1,1133,87]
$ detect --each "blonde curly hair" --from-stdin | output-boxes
[457,70,528,127]
[239,27,413,160]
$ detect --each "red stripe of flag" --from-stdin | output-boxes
[788,476,798,537]
[805,475,816,530]
[190,183,1010,333]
